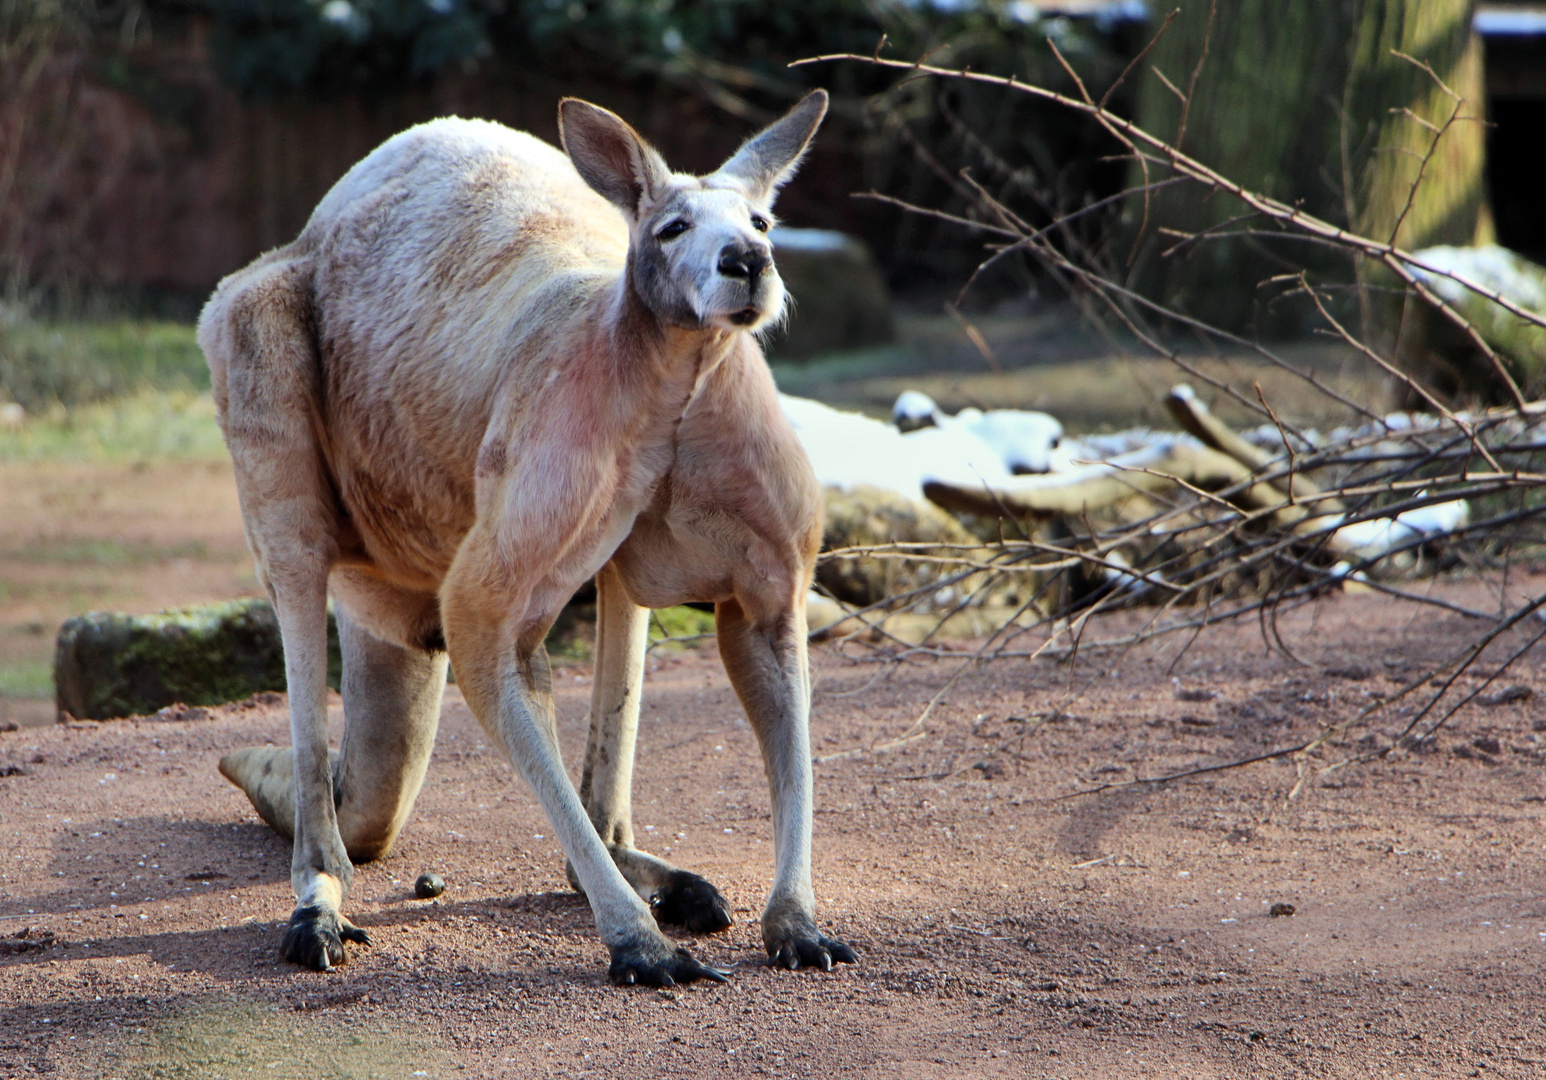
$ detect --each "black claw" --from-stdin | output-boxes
[608,939,729,988]
[764,914,857,973]
[280,904,368,971]
[649,870,733,934]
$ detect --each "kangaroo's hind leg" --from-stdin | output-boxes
[569,563,733,933]
[332,577,449,862]
[200,256,362,971]
[221,575,448,864]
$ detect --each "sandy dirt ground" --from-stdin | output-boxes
[0,460,257,729]
[4,574,1546,1079]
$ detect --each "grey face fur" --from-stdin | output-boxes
[559,91,829,334]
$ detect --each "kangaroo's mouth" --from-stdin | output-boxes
[728,307,760,327]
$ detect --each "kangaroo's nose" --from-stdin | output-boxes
[718,245,769,280]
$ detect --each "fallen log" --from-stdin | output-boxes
[923,439,1320,532]
[1164,383,1344,512]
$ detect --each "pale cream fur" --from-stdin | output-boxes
[201,92,853,984]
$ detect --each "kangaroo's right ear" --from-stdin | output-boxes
[559,98,672,217]
[709,90,828,204]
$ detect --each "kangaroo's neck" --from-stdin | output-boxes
[624,244,702,333]
[589,269,742,434]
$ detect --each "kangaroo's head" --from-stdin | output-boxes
[559,90,829,335]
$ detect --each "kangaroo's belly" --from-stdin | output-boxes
[328,454,476,591]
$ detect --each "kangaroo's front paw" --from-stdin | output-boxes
[762,907,857,972]
[280,904,370,971]
[650,870,733,934]
[607,933,729,988]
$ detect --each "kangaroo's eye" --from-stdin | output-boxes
[751,215,770,233]
[657,219,690,241]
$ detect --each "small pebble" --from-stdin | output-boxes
[1481,684,1533,707]
[415,872,445,899]
[1268,902,1296,918]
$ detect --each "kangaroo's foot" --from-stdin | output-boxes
[761,899,857,972]
[606,930,729,988]
[647,867,733,933]
[219,746,344,842]
[219,747,303,839]
[280,903,371,971]
[568,846,733,934]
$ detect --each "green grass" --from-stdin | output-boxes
[0,660,52,699]
[0,314,224,460]
[650,605,717,644]
[543,604,718,666]
[0,388,226,461]
[6,538,211,565]
[0,314,208,411]
[119,997,454,1080]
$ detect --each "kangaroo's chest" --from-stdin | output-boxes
[324,350,711,593]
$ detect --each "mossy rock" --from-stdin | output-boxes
[53,599,341,721]
[763,229,895,361]
[1401,245,1546,404]
[817,485,979,608]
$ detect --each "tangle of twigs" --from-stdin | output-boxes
[790,40,1546,799]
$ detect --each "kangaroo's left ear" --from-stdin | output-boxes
[709,89,829,203]
[559,97,672,217]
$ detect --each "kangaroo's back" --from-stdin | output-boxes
[199,117,637,587]
[305,116,630,397]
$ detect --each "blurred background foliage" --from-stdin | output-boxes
[0,315,206,412]
[0,0,1145,307]
[193,0,1112,101]
[199,0,1147,296]
[205,0,494,96]
[1,2,1537,392]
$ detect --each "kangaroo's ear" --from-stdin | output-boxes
[559,98,672,217]
[709,89,829,203]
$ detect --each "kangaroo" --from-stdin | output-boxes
[200,90,855,987]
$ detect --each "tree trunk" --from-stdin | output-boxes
[1127,0,1492,336]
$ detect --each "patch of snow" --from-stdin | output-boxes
[769,228,854,254]
[1475,9,1546,37]
[1333,498,1471,561]
[889,390,1065,474]
[1408,244,1546,312]
[780,394,1011,501]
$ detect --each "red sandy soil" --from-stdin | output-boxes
[0,461,257,730]
[4,576,1546,1079]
